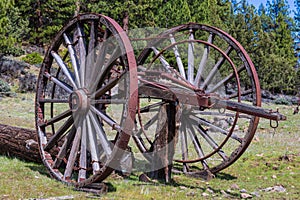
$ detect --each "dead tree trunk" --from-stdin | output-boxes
[0,124,41,163]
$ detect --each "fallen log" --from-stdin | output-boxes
[0,124,41,163]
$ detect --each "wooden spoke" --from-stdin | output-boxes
[44,72,73,93]
[139,101,165,113]
[39,99,69,103]
[201,46,233,90]
[90,105,121,133]
[38,110,72,128]
[180,128,189,172]
[191,115,242,143]
[63,122,82,181]
[88,111,112,158]
[187,29,195,83]
[44,117,74,151]
[91,44,121,91]
[90,99,127,105]
[86,114,101,173]
[63,33,81,88]
[53,126,76,169]
[134,113,158,147]
[85,21,97,89]
[194,33,214,87]
[142,113,158,131]
[78,118,87,181]
[208,64,245,93]
[76,23,87,87]
[186,123,210,170]
[87,29,110,90]
[92,71,126,99]
[170,34,186,79]
[192,109,251,119]
[151,47,171,72]
[51,51,77,90]
[195,125,228,161]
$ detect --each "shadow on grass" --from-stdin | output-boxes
[172,163,236,180]
[26,163,51,178]
[23,157,237,197]
[127,172,240,198]
[26,163,117,194]
[215,172,237,181]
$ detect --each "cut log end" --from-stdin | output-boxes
[0,124,41,163]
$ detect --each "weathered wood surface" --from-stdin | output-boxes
[146,103,180,183]
[0,124,41,163]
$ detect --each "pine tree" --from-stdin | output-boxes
[261,0,297,93]
[0,0,17,55]
[155,0,191,28]
[16,0,76,46]
[294,0,300,68]
[293,0,300,91]
[0,0,28,55]
[188,0,231,30]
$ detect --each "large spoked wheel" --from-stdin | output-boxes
[134,23,261,176]
[35,14,137,187]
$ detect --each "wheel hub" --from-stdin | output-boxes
[69,89,90,114]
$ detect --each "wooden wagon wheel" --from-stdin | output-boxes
[35,13,137,187]
[134,23,261,177]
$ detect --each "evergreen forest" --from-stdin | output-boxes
[0,0,300,95]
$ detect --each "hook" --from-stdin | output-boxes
[218,107,226,114]
[270,120,279,129]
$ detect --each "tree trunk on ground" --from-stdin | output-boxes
[0,124,41,163]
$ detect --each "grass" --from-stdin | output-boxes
[0,93,35,129]
[0,156,87,199]
[0,94,299,199]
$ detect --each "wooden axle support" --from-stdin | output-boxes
[139,77,286,122]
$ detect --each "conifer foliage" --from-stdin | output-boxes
[0,0,298,94]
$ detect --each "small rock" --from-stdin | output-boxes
[272,165,279,170]
[262,185,286,193]
[240,189,248,193]
[186,191,195,196]
[253,136,260,142]
[221,190,231,198]
[226,189,232,193]
[272,175,277,179]
[230,183,240,190]
[241,193,253,199]
[251,191,260,197]
[179,186,187,190]
[206,188,214,193]
[45,195,75,199]
[202,192,209,197]
[2,195,9,199]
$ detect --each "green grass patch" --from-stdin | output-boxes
[0,95,299,199]
[0,93,35,129]
[0,156,87,199]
